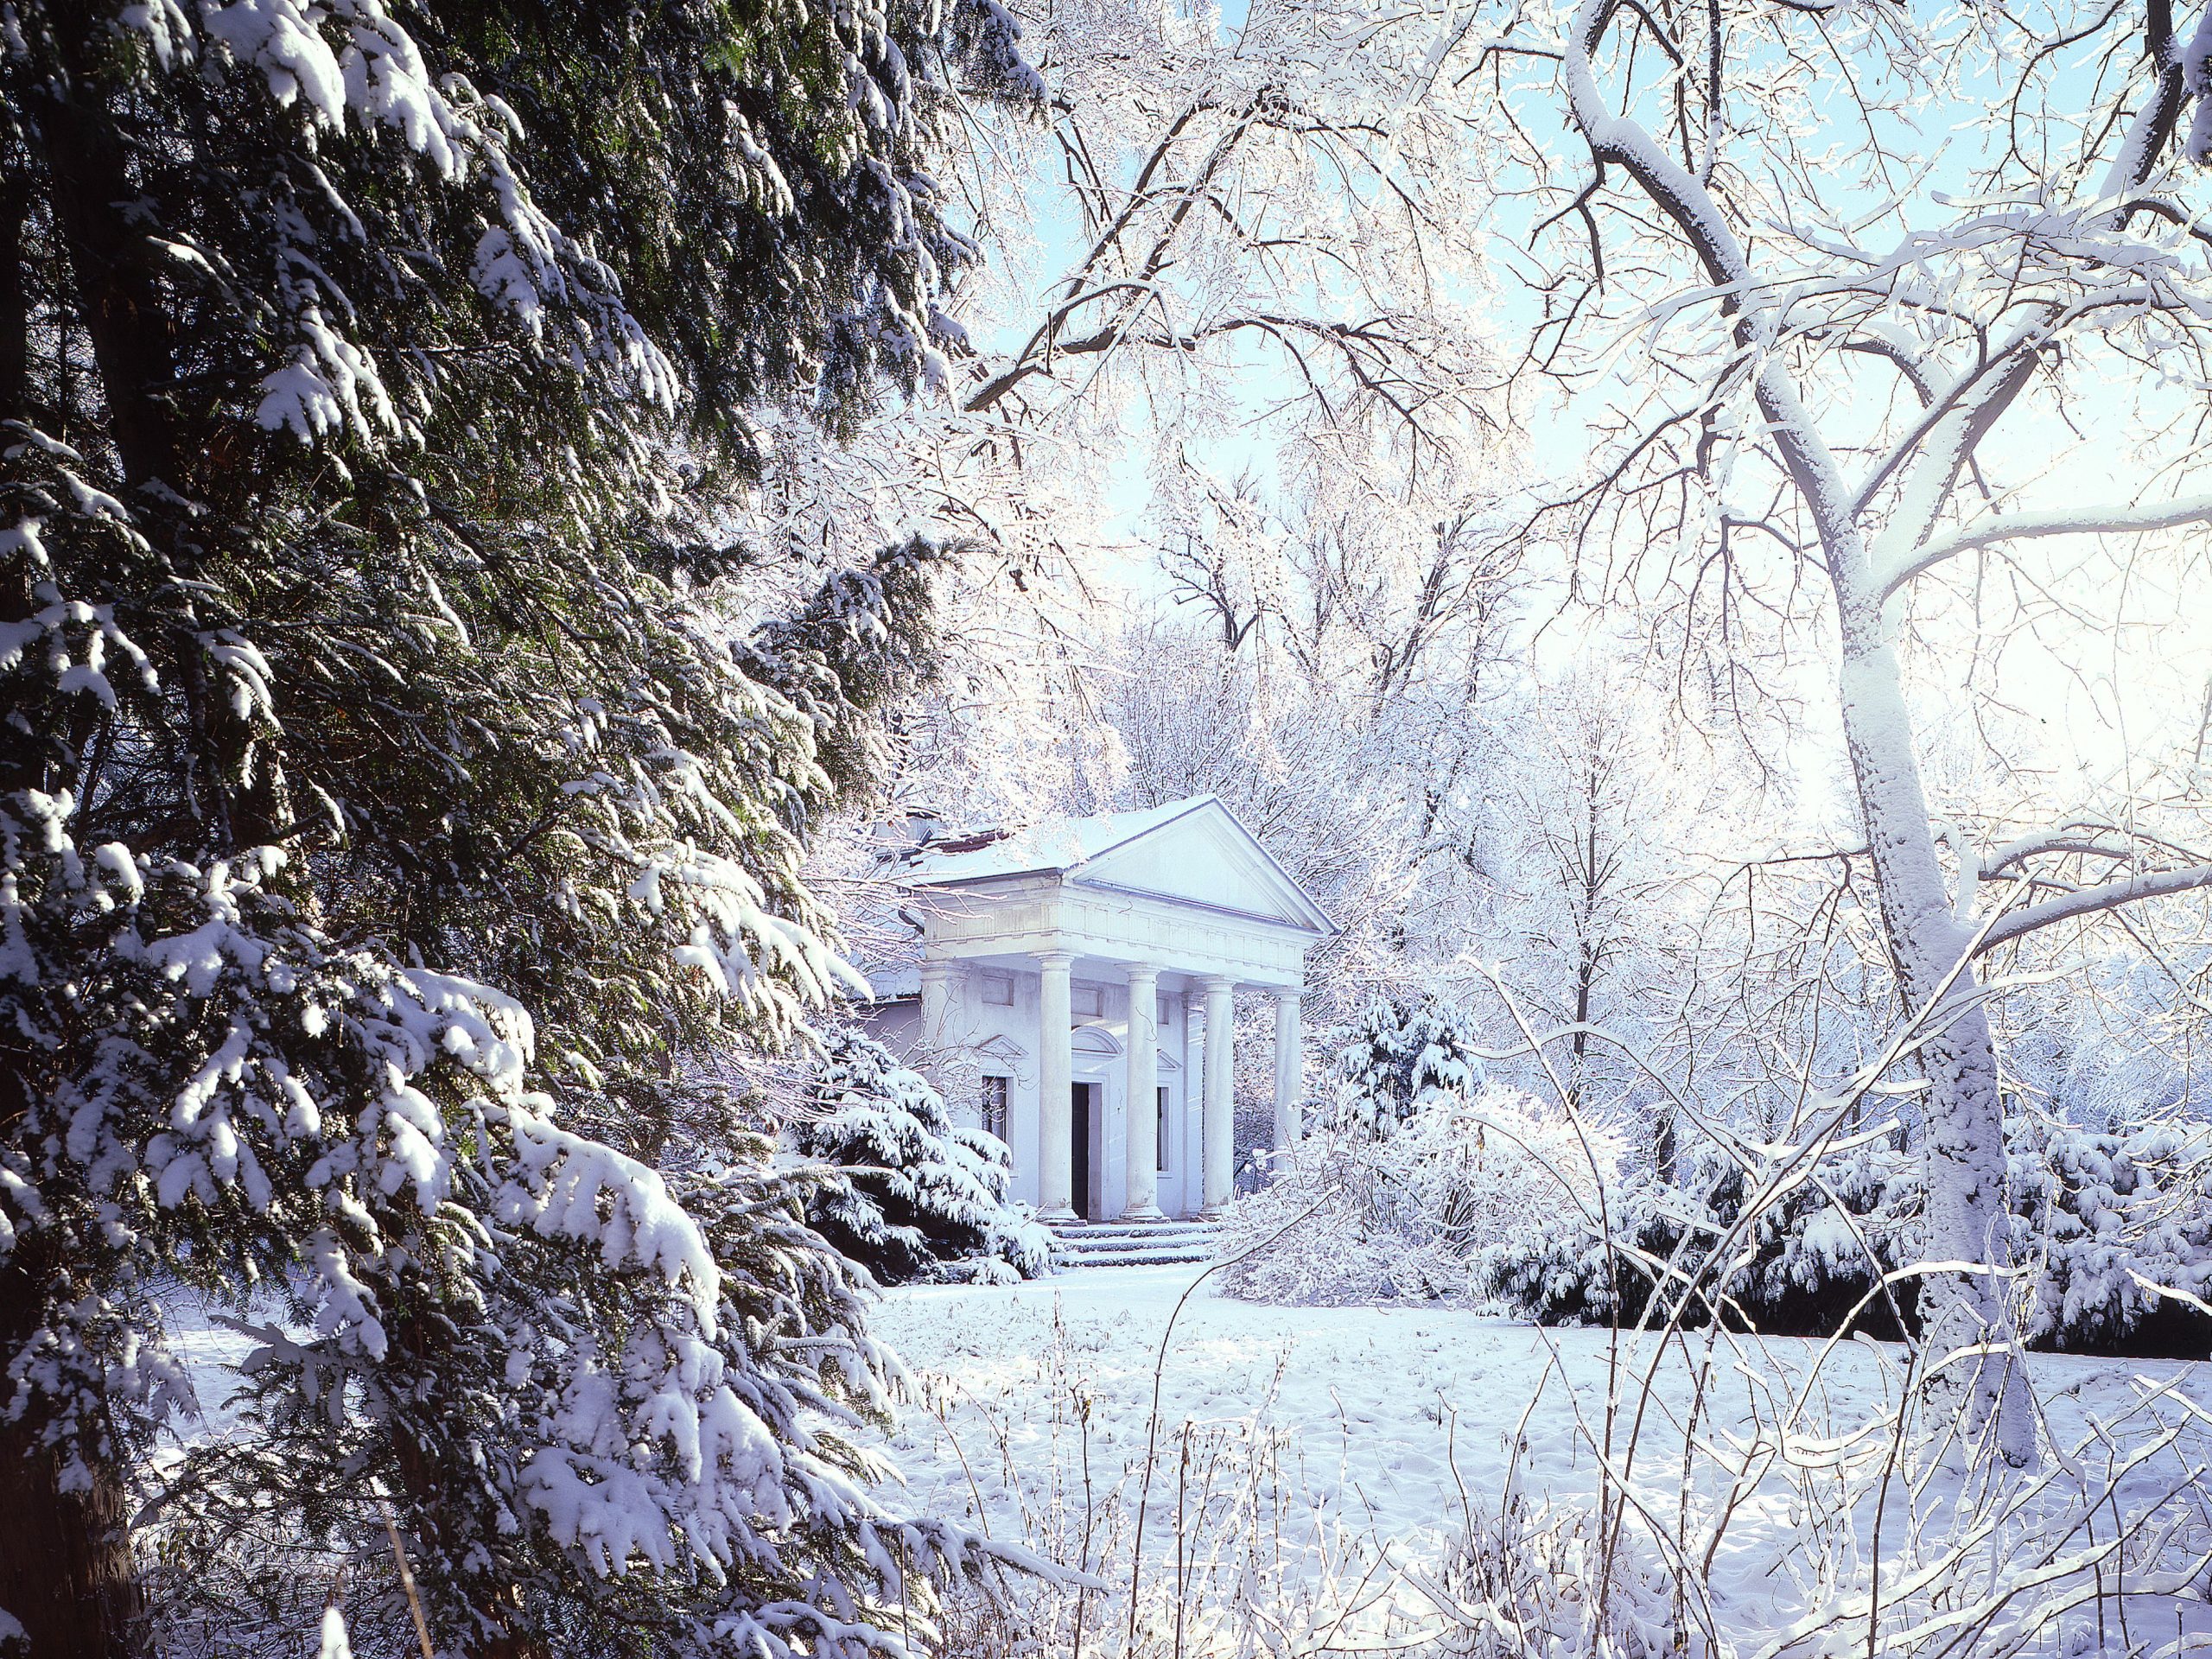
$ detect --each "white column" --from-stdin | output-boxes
[1271,988,1303,1154]
[1122,964,1162,1218]
[1202,975,1236,1213]
[1182,988,1206,1209]
[1038,951,1076,1219]
[918,961,957,1080]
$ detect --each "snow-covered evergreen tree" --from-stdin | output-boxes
[793,1030,1051,1284]
[173,1133,1036,1657]
[0,0,1039,1650]
[1328,996,1488,1135]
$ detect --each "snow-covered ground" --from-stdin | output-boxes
[871,1265,2212,1654]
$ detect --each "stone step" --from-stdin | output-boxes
[1061,1247,1215,1268]
[1048,1217,1220,1269]
[1051,1216,1217,1233]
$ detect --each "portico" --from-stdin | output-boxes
[864,796,1335,1221]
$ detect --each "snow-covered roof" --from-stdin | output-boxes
[886,794,1336,936]
[864,963,921,1001]
[891,797,1210,883]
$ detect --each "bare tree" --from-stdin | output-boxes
[1478,0,2212,1458]
[1511,674,1682,1113]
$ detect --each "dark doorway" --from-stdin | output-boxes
[1071,1084,1095,1219]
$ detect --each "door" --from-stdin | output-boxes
[1071,1084,1094,1220]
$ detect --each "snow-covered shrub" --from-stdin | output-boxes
[2012,1119,2212,1353]
[1219,1087,1616,1306]
[792,1030,1052,1284]
[1430,1478,1682,1659]
[1478,1116,2212,1357]
[1325,995,1488,1135]
[158,1132,1044,1659]
[1475,1134,1916,1337]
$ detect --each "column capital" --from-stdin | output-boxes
[1200,974,1236,995]
[918,958,963,983]
[1124,962,1161,987]
[1269,985,1302,1004]
[1034,949,1077,970]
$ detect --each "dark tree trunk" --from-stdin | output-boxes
[0,1258,147,1659]
[30,72,289,851]
[386,1308,550,1659]
[0,161,30,431]
[29,78,178,494]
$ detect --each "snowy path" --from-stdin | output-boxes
[870,1266,2212,1649]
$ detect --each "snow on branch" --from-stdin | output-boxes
[1878,493,2212,596]
[1975,862,2212,954]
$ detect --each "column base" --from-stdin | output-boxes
[1200,1200,1233,1219]
[1119,1201,1166,1222]
[1039,1205,1078,1224]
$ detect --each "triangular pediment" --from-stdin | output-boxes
[1068,798,1332,933]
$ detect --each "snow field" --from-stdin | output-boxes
[871,1265,2212,1656]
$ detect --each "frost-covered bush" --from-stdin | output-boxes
[1476,1137,1913,1337]
[1325,995,1489,1135]
[792,1031,1052,1285]
[1477,1117,2212,1357]
[1431,1478,1682,1659]
[2013,1120,2212,1352]
[1219,1087,1615,1305]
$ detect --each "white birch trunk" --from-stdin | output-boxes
[1565,0,2037,1459]
[1834,616,2035,1465]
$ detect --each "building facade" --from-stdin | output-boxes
[863,796,1334,1221]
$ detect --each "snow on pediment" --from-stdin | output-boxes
[1071,1024,1122,1056]
[1069,798,1333,933]
[885,793,1335,937]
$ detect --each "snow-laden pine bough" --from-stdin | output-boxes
[0,0,1045,1646]
[0,849,1061,1657]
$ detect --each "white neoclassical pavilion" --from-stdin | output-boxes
[863,796,1335,1222]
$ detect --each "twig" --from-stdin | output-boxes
[377,1499,436,1659]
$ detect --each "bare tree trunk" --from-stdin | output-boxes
[1652,1107,1677,1185]
[1836,627,2034,1465]
[0,161,30,432]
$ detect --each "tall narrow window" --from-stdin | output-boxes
[1156,1086,1172,1171]
[982,1075,1010,1143]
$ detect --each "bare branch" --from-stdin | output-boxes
[1878,492,2212,597]
[1976,863,2212,953]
